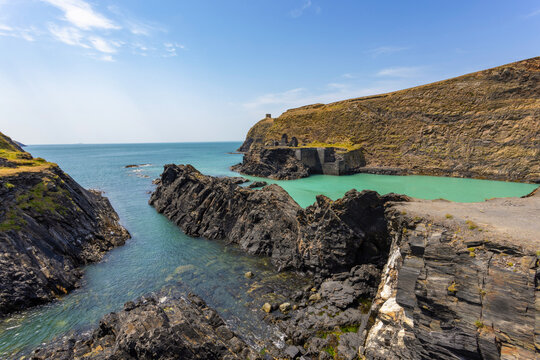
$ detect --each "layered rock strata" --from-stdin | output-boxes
[0,133,129,316]
[237,57,540,182]
[31,290,256,360]
[360,198,539,360]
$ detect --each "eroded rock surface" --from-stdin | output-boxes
[232,146,366,180]
[31,291,256,360]
[149,164,394,276]
[361,207,539,360]
[0,135,130,317]
[149,164,539,359]
[237,57,540,183]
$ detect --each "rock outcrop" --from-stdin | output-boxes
[232,146,366,180]
[31,290,256,360]
[149,164,395,276]
[150,164,539,359]
[360,204,539,360]
[238,57,540,183]
[0,132,130,317]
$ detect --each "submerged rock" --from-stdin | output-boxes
[31,291,257,360]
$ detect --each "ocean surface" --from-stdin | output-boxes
[0,142,536,357]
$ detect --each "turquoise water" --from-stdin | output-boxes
[243,173,538,208]
[0,142,536,357]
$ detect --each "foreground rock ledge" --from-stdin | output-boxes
[31,291,257,360]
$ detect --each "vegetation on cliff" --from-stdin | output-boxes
[239,57,540,182]
[0,131,129,316]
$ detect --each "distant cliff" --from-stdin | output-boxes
[238,57,540,183]
[0,132,129,316]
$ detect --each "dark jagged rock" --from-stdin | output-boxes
[149,164,538,359]
[247,181,268,189]
[232,146,366,180]
[231,147,310,180]
[149,164,391,276]
[0,132,130,317]
[31,290,257,360]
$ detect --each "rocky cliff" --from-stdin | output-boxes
[238,57,540,183]
[0,132,129,317]
[31,289,256,359]
[149,164,539,359]
[231,147,366,180]
[149,164,399,276]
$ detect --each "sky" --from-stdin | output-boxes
[0,1,539,144]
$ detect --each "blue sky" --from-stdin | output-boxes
[0,0,539,144]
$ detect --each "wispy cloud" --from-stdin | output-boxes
[365,46,409,57]
[48,23,89,48]
[376,66,423,78]
[89,36,118,53]
[42,0,120,30]
[0,0,183,61]
[0,23,39,42]
[525,8,540,18]
[163,42,186,57]
[0,24,13,32]
[243,83,396,111]
[290,0,312,18]
[107,5,164,36]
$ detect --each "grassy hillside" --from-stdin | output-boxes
[240,57,540,182]
[0,132,55,176]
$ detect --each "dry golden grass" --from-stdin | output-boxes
[242,57,540,182]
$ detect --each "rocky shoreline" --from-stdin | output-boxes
[31,288,257,359]
[147,164,539,359]
[149,164,407,276]
[0,133,130,317]
[235,57,540,183]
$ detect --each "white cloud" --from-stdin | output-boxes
[290,0,312,18]
[89,36,117,53]
[0,24,39,42]
[48,23,89,48]
[2,1,180,61]
[377,66,423,78]
[163,42,185,57]
[42,0,120,30]
[366,46,409,57]
[100,54,114,62]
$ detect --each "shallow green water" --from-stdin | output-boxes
[246,173,537,208]
[0,142,535,357]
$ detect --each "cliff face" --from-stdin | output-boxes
[231,147,366,179]
[149,165,539,359]
[0,132,129,317]
[238,57,540,183]
[362,199,539,360]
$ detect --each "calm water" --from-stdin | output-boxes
[0,142,536,357]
